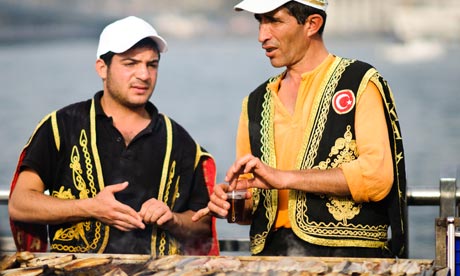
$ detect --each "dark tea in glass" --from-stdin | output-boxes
[226,190,246,223]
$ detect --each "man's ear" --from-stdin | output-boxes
[95,59,107,79]
[305,14,324,36]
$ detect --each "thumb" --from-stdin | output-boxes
[105,181,129,194]
[191,207,210,222]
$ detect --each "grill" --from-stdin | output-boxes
[0,252,448,275]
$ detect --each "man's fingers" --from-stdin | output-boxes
[113,223,139,232]
[208,201,228,218]
[109,216,144,231]
[191,207,210,221]
[155,212,173,226]
[145,209,163,224]
[118,210,145,229]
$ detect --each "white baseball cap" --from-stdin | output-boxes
[96,16,168,59]
[234,0,328,14]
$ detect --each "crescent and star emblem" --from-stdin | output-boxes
[332,89,355,114]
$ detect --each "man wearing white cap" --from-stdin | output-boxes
[197,0,407,258]
[9,16,219,256]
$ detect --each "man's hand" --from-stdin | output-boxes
[89,182,145,231]
[225,154,285,191]
[192,183,230,221]
[192,183,251,222]
[139,198,175,227]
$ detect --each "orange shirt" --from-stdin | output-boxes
[235,55,393,228]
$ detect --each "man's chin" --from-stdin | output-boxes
[269,60,285,68]
[129,94,152,107]
[131,103,148,110]
[126,99,148,110]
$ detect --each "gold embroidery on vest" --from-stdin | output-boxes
[159,232,167,256]
[326,197,361,224]
[151,115,172,257]
[69,146,88,199]
[51,129,103,252]
[260,82,276,168]
[316,125,362,223]
[163,160,176,203]
[163,158,181,254]
[171,177,180,210]
[169,238,180,255]
[391,119,402,140]
[396,152,404,166]
[53,222,90,247]
[294,191,387,246]
[250,77,278,254]
[329,125,357,167]
[51,112,60,151]
[299,58,351,170]
[314,125,357,170]
[52,186,75,199]
[29,237,42,251]
[80,130,97,197]
[150,115,182,256]
[89,100,109,253]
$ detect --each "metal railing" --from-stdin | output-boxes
[0,180,454,209]
[0,189,8,204]
[0,176,458,263]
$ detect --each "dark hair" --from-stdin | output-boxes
[283,1,327,35]
[99,37,160,66]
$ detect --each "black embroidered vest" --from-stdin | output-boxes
[246,57,407,257]
[28,98,196,255]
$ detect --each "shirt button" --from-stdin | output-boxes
[116,137,122,142]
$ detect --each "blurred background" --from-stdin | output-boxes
[0,0,459,259]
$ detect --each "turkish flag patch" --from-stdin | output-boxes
[332,89,355,114]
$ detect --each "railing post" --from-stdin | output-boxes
[435,166,458,269]
[440,177,457,217]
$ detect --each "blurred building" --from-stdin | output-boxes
[0,0,459,43]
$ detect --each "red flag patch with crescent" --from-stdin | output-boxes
[332,89,355,114]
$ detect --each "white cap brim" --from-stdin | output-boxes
[96,16,168,59]
[234,0,327,13]
[234,0,290,14]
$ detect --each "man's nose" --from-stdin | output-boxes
[136,65,149,80]
[258,23,271,43]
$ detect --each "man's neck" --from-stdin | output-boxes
[100,95,151,145]
[286,47,329,80]
[100,95,149,121]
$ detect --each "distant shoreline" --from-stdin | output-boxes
[0,25,100,44]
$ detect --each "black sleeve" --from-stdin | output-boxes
[20,118,60,191]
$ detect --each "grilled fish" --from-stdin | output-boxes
[0,266,43,276]
[25,254,75,268]
[53,256,112,275]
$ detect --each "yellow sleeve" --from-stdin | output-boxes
[236,96,251,159]
[340,81,394,202]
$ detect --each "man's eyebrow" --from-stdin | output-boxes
[254,13,277,22]
[120,57,138,62]
[119,57,159,63]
